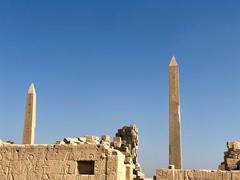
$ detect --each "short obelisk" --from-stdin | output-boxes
[169,56,182,169]
[22,83,36,144]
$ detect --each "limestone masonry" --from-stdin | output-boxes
[2,56,240,180]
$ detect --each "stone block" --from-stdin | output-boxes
[227,141,240,151]
[231,171,240,180]
[85,136,100,144]
[156,169,174,180]
[114,137,122,148]
[101,135,110,142]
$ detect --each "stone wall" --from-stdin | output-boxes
[219,141,240,170]
[154,169,240,180]
[0,124,145,180]
[0,143,129,180]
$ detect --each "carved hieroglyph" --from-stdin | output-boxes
[169,56,182,169]
[155,169,234,180]
[22,83,36,144]
[0,144,128,180]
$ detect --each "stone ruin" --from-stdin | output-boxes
[154,143,240,180]
[154,141,240,180]
[0,125,144,180]
[0,82,146,180]
[4,57,240,180]
[114,125,144,179]
[219,141,240,171]
[57,124,144,179]
[155,168,235,180]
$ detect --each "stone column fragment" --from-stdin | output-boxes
[22,83,36,144]
[169,56,182,169]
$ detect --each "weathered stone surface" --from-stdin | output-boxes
[101,135,110,147]
[169,56,182,169]
[101,135,110,142]
[126,165,133,180]
[22,83,36,144]
[115,124,144,179]
[63,137,80,144]
[155,169,240,180]
[0,143,130,180]
[219,141,240,170]
[227,141,240,151]
[116,124,139,164]
[53,125,145,179]
[156,169,174,180]
[114,137,122,148]
[57,136,101,145]
[85,136,100,144]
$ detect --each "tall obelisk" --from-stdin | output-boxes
[22,83,36,144]
[169,56,182,169]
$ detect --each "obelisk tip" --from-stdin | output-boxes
[28,83,36,94]
[169,56,178,66]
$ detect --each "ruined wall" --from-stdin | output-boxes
[219,141,240,170]
[0,143,129,180]
[155,169,240,180]
[115,124,144,179]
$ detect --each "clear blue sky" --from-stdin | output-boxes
[1,1,240,177]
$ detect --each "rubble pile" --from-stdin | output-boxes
[219,141,240,170]
[57,135,111,147]
[57,136,101,145]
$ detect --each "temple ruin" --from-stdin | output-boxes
[0,83,145,179]
[1,56,240,180]
[0,125,144,180]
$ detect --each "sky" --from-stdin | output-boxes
[1,0,240,177]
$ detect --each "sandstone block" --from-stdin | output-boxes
[227,141,240,151]
[114,137,122,148]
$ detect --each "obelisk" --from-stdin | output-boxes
[169,56,182,169]
[22,83,36,144]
